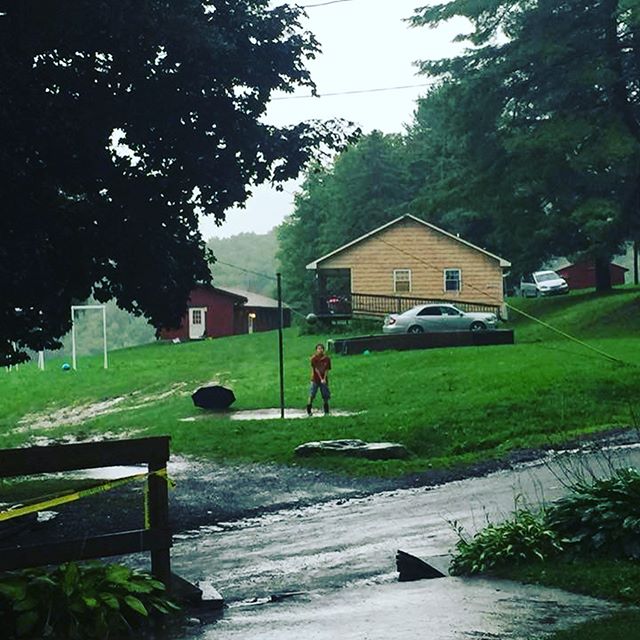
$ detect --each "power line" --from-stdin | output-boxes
[374,235,628,366]
[300,0,417,8]
[271,81,436,101]
[214,259,277,282]
[213,259,314,319]
[301,0,357,7]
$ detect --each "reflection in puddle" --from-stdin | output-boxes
[178,408,362,422]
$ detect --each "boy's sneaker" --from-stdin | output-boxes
[306,404,312,416]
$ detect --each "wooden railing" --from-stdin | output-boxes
[0,437,172,588]
[350,292,502,317]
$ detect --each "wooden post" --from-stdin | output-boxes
[277,273,285,420]
[0,437,173,589]
[148,456,172,591]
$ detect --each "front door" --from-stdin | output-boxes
[188,307,207,339]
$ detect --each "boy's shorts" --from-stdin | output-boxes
[309,381,331,400]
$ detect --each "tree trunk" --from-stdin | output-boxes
[594,256,612,292]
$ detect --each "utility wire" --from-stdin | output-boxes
[301,0,357,6]
[271,81,436,101]
[215,242,628,365]
[213,259,311,319]
[374,235,629,366]
[214,259,277,282]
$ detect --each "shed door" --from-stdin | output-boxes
[189,307,207,339]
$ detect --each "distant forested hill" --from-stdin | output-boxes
[207,229,278,297]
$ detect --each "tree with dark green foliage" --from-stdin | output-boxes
[0,0,353,365]
[405,84,497,247]
[411,0,640,289]
[277,131,415,310]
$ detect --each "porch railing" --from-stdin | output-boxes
[351,292,502,317]
[314,292,502,319]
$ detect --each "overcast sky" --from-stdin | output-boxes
[199,0,468,240]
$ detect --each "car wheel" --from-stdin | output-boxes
[470,321,486,332]
[408,325,424,334]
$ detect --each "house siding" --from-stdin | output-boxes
[318,218,504,304]
[557,262,627,290]
[158,286,240,340]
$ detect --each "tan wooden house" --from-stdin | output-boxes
[306,214,511,317]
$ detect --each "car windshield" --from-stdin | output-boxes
[534,272,560,283]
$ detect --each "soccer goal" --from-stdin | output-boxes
[71,304,108,370]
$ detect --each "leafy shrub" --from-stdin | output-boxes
[0,562,180,639]
[547,468,640,558]
[450,509,564,576]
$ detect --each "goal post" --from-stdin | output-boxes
[71,305,108,370]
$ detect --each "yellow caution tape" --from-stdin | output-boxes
[0,468,173,524]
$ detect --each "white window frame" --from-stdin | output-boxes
[393,269,412,294]
[444,268,462,293]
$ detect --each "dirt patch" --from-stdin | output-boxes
[15,383,189,433]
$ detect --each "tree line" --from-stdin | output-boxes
[278,0,640,310]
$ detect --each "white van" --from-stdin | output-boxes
[520,270,569,297]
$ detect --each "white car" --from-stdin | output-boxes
[520,271,569,297]
[382,304,499,334]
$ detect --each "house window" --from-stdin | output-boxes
[444,269,462,292]
[192,309,202,324]
[393,269,412,293]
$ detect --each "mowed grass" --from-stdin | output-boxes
[496,558,640,640]
[1,286,640,476]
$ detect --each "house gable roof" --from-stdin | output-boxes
[219,286,290,309]
[305,214,511,269]
[193,283,248,303]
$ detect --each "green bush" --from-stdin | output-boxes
[0,562,180,639]
[450,509,565,576]
[547,468,640,558]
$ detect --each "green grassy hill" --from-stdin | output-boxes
[507,286,640,342]
[1,286,639,476]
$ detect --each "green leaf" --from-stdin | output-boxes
[62,563,79,596]
[16,610,39,637]
[124,595,148,617]
[0,579,27,601]
[13,596,38,612]
[99,592,120,610]
[105,565,132,585]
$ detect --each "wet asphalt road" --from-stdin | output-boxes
[165,442,640,639]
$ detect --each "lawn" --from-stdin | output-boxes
[496,558,640,640]
[1,287,639,476]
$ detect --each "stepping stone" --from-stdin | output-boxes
[295,439,409,460]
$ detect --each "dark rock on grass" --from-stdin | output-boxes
[295,439,410,461]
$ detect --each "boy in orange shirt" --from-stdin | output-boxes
[307,343,331,416]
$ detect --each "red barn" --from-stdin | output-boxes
[557,262,628,290]
[157,285,247,341]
